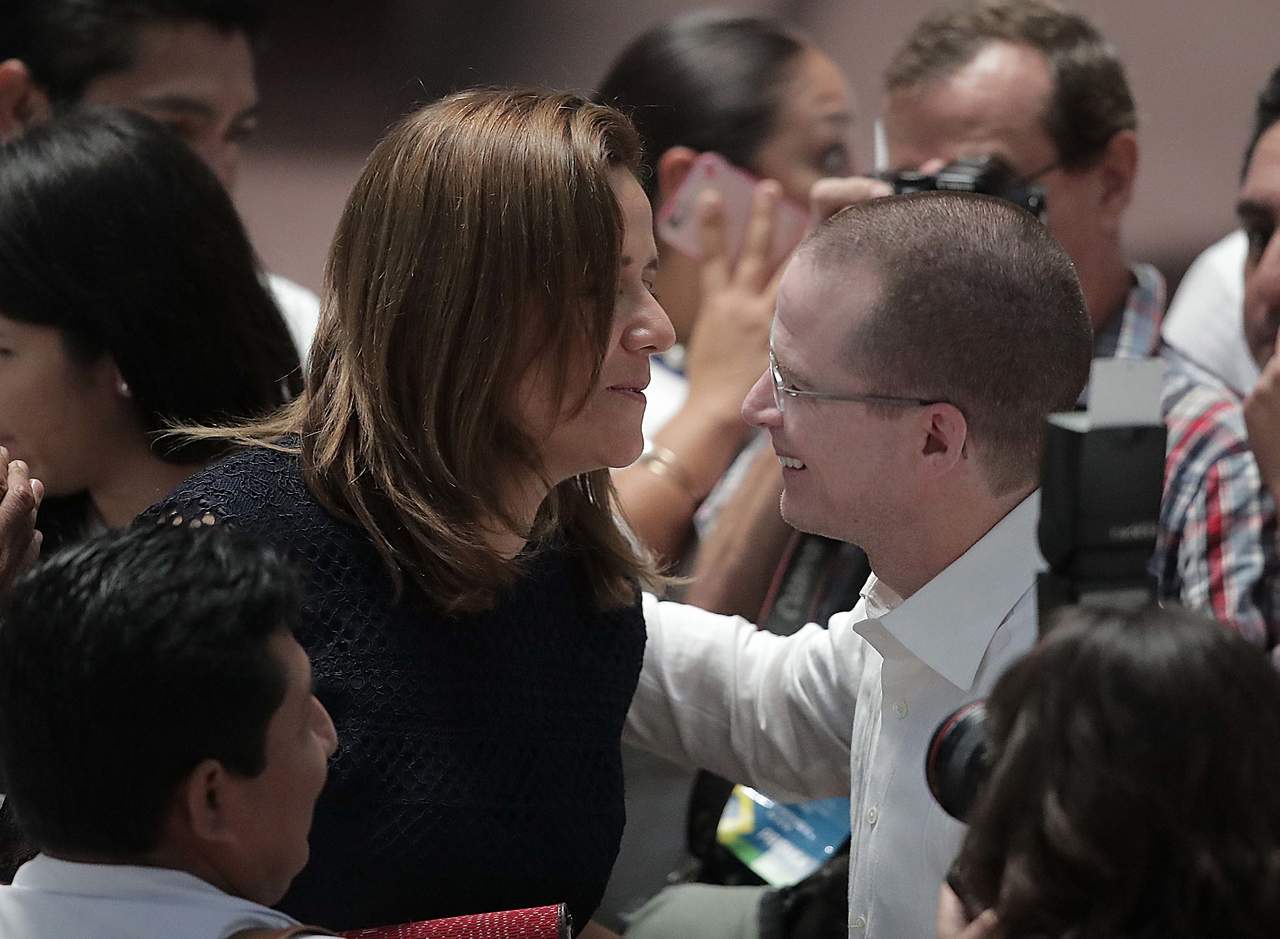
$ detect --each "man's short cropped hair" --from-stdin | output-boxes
[0,1,265,102]
[885,0,1136,171]
[0,525,300,858]
[802,191,1092,495]
[1244,63,1280,178]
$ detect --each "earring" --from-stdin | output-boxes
[117,379,132,398]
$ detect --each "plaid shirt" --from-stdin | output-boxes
[1095,263,1166,360]
[1154,349,1280,657]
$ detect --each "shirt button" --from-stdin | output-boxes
[852,914,867,930]
[866,806,879,826]
[894,701,909,719]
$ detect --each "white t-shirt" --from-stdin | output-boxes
[1161,231,1255,393]
[0,854,322,939]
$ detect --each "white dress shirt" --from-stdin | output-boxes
[0,854,320,939]
[626,493,1043,938]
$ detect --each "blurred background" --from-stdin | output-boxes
[238,0,1280,295]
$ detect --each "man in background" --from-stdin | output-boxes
[0,525,337,937]
[0,0,319,357]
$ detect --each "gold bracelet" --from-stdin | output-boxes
[636,446,701,504]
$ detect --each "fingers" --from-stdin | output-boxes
[959,910,999,939]
[0,459,36,523]
[736,180,781,286]
[809,175,893,224]
[696,190,730,294]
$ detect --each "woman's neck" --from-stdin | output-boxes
[89,449,205,529]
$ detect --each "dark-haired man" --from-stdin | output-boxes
[0,526,337,937]
[0,0,318,356]
[1162,65,1280,653]
[879,0,1159,354]
[629,191,1093,938]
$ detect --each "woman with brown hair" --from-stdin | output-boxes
[145,88,673,934]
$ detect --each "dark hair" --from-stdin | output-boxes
[801,192,1091,495]
[0,525,299,858]
[0,0,264,102]
[596,11,808,197]
[954,606,1280,938]
[885,0,1136,171]
[1244,63,1280,178]
[0,107,301,463]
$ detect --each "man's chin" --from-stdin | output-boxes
[780,496,844,542]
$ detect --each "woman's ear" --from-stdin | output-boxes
[0,60,50,141]
[655,146,700,210]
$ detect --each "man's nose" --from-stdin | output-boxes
[742,369,779,428]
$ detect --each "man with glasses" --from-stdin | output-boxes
[627,191,1093,939]
[878,0,1159,357]
[688,0,1158,626]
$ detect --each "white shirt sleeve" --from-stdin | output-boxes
[624,594,859,802]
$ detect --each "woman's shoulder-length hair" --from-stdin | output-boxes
[197,87,658,613]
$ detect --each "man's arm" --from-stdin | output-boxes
[1169,431,1280,650]
[625,594,858,801]
[685,441,792,618]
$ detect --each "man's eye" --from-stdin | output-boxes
[227,120,258,143]
[1246,223,1276,261]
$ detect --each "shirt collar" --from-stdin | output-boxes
[12,854,263,908]
[856,491,1043,691]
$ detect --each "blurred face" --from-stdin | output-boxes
[752,48,856,203]
[81,20,258,190]
[518,170,675,483]
[1240,122,1280,369]
[0,314,131,495]
[741,255,919,545]
[883,41,1104,293]
[227,631,337,906]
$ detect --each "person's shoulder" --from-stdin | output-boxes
[1161,365,1257,495]
[139,444,308,533]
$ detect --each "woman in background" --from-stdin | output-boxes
[599,11,861,560]
[147,88,673,935]
[0,108,301,554]
[938,606,1280,938]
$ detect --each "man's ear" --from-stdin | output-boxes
[0,60,50,141]
[174,758,238,846]
[919,403,968,476]
[655,146,700,209]
[1093,129,1138,230]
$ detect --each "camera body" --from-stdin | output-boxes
[882,155,1048,221]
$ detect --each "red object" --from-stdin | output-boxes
[341,903,570,939]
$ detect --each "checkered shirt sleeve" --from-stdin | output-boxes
[1155,366,1280,655]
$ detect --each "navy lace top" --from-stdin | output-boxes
[141,445,646,933]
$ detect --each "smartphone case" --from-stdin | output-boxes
[656,152,809,265]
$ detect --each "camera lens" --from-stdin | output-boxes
[925,701,989,822]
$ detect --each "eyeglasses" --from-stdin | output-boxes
[769,349,945,414]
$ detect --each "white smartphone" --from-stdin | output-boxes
[656,152,809,265]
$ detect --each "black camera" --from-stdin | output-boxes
[882,155,1047,221]
[925,701,989,822]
